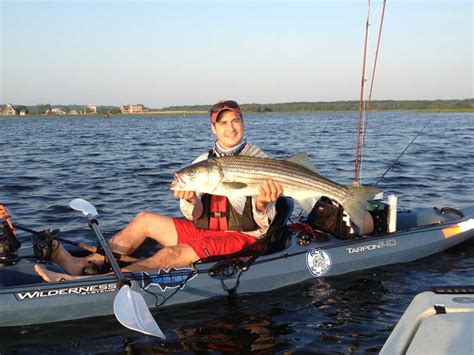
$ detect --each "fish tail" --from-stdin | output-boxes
[341,186,381,233]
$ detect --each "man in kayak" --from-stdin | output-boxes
[35,100,284,282]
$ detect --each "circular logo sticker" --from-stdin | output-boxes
[306,249,332,277]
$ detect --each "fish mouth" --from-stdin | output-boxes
[170,174,185,190]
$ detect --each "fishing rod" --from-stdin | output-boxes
[354,0,388,186]
[374,113,437,187]
[358,0,387,186]
[353,0,372,185]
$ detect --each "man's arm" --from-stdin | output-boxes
[174,153,209,220]
[255,180,283,212]
[252,180,283,229]
[177,190,204,221]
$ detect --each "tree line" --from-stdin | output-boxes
[161,99,473,113]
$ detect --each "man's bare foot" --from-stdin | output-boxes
[51,241,103,276]
[34,264,82,283]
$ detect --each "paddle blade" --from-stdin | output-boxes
[70,198,98,217]
[113,285,165,339]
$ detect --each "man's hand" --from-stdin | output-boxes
[256,180,283,212]
[174,190,197,204]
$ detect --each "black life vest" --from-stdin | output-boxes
[193,150,259,232]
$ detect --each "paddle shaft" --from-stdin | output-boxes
[87,214,127,283]
[13,223,139,263]
[12,223,36,234]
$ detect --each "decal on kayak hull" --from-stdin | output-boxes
[15,283,118,301]
[345,239,396,254]
[140,267,197,292]
[306,249,332,277]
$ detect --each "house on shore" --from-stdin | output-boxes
[2,104,17,115]
[46,108,66,115]
[120,104,149,114]
[84,105,97,114]
[1,104,28,116]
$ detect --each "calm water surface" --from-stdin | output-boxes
[1,112,473,353]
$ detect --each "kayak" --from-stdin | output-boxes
[0,199,473,328]
[381,286,474,354]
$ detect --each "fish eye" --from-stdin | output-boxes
[187,169,195,177]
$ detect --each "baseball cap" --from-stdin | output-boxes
[210,100,242,123]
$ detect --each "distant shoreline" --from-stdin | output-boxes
[147,108,473,114]
[0,108,472,118]
[1,99,472,117]
[148,110,207,115]
[160,99,473,114]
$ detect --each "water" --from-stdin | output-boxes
[1,111,473,353]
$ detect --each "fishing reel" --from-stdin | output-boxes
[289,222,330,246]
[297,230,330,245]
[298,231,313,246]
[0,240,20,268]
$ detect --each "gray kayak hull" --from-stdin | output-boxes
[0,206,473,327]
[381,288,474,354]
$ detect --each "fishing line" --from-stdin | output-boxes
[374,113,437,187]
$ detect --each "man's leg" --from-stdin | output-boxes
[34,243,199,282]
[46,212,179,276]
[107,212,179,254]
[123,244,199,272]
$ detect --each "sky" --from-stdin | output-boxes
[0,0,472,108]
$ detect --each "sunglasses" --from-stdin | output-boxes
[210,100,240,113]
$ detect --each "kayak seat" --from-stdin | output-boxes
[263,196,295,253]
[199,196,294,263]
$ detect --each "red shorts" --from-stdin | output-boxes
[172,217,257,259]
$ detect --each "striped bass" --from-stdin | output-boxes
[171,153,380,231]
